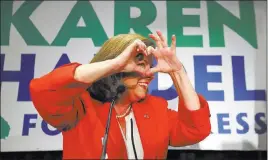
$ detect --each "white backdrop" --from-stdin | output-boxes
[0,1,267,151]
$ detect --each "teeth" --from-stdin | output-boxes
[138,83,148,87]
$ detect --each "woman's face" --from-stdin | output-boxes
[121,50,154,102]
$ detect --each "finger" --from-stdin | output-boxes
[136,40,148,56]
[156,30,168,48]
[148,67,160,75]
[123,39,141,56]
[135,64,152,76]
[147,46,159,62]
[133,67,143,75]
[171,34,176,51]
[144,70,153,77]
[147,46,155,56]
[144,68,159,77]
[149,34,163,49]
[133,66,147,77]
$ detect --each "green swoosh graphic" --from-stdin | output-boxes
[1,116,10,139]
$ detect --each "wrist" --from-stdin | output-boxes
[109,58,124,73]
[169,66,185,76]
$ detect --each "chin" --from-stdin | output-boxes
[137,94,147,100]
[134,91,148,101]
[128,88,149,102]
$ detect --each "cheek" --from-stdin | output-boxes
[126,85,147,99]
[133,85,148,97]
[121,77,148,100]
[122,77,139,87]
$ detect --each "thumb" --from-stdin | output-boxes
[133,65,147,76]
[123,39,147,56]
[145,67,160,76]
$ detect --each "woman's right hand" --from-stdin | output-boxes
[113,39,149,76]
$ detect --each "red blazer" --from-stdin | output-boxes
[29,63,211,159]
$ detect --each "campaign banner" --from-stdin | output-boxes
[1,1,267,151]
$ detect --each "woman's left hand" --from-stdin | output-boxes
[147,30,183,76]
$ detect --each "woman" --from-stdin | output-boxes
[30,31,211,159]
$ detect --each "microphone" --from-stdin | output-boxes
[101,85,126,160]
[115,85,126,97]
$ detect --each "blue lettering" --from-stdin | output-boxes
[1,53,72,102]
[255,112,267,134]
[236,113,249,134]
[41,121,61,136]
[232,56,266,101]
[194,55,224,101]
[1,54,35,101]
[22,114,37,136]
[54,53,71,69]
[217,113,231,134]
[149,59,177,100]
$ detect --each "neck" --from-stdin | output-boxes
[114,94,132,115]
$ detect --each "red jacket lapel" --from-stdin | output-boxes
[95,102,127,159]
[94,96,158,159]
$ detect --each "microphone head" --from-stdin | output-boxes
[116,85,126,94]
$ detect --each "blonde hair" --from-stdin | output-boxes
[90,33,154,63]
[87,33,155,102]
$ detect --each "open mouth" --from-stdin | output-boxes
[137,82,149,90]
